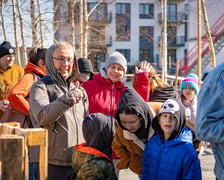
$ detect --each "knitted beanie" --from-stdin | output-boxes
[187,73,198,81]
[0,41,14,58]
[78,58,94,74]
[105,52,127,73]
[180,76,199,95]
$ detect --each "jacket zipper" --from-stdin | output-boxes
[110,84,114,117]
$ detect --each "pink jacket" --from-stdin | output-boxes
[82,72,149,117]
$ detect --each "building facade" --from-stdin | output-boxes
[54,0,224,76]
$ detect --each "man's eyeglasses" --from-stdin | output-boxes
[52,57,74,64]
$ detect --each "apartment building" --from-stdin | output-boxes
[54,0,224,76]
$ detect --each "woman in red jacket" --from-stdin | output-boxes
[82,51,150,117]
[7,47,47,120]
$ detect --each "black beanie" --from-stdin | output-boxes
[78,58,94,73]
[0,41,15,58]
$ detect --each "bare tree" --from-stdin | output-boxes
[0,1,7,40]
[16,0,27,66]
[79,0,107,58]
[37,0,44,48]
[69,0,76,48]
[31,0,38,47]
[79,0,84,57]
[12,0,21,66]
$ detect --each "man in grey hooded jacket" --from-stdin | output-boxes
[29,42,89,180]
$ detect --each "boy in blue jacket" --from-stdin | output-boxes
[141,98,201,180]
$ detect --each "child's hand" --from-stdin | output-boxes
[135,61,152,74]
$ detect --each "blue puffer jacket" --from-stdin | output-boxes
[141,129,202,180]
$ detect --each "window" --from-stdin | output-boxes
[116,3,131,41]
[168,49,176,75]
[116,49,131,62]
[139,3,154,19]
[139,27,154,62]
[116,3,129,15]
[167,26,177,45]
[88,2,108,22]
[167,4,177,21]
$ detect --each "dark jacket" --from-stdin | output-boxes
[149,86,177,103]
[72,113,117,179]
[72,143,117,180]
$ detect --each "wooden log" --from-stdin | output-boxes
[0,135,25,180]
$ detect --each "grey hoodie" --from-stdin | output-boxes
[29,45,89,165]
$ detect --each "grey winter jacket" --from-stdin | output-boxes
[196,63,224,179]
[29,51,89,166]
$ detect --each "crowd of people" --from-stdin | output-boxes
[0,40,222,180]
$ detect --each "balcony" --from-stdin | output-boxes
[158,36,185,47]
[158,12,187,24]
[158,0,185,2]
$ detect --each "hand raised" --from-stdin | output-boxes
[135,61,152,74]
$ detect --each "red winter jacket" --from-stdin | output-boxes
[82,72,149,117]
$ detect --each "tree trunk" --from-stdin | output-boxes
[79,0,83,58]
[0,1,7,40]
[16,0,27,67]
[69,0,76,49]
[31,0,38,47]
[201,0,216,69]
[161,0,167,83]
[37,0,44,48]
[83,0,88,58]
[12,0,21,66]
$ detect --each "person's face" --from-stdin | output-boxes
[182,86,195,100]
[37,59,46,74]
[159,113,177,140]
[0,54,15,70]
[119,112,141,133]
[106,63,124,83]
[52,48,74,80]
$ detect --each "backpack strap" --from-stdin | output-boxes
[28,75,56,128]
[40,75,56,102]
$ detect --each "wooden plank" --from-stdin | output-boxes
[0,135,25,180]
[27,129,48,180]
[0,123,48,180]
